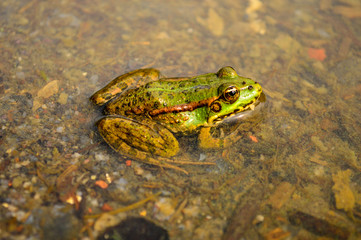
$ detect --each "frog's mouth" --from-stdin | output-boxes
[210,92,266,125]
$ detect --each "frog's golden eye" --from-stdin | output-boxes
[223,86,239,103]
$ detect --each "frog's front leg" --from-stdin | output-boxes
[90,68,164,106]
[97,116,194,173]
[198,126,242,149]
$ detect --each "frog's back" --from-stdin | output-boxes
[103,73,222,132]
[105,73,217,113]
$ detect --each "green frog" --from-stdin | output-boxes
[90,67,264,174]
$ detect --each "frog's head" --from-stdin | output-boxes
[207,67,264,125]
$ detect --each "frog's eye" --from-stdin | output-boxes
[223,86,239,103]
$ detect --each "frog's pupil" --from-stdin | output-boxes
[248,86,253,90]
[229,89,236,96]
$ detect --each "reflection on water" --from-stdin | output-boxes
[0,0,360,239]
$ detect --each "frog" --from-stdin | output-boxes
[90,66,265,174]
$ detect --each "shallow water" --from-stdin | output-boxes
[1,0,360,239]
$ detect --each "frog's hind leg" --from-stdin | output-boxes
[97,116,190,173]
[90,68,164,106]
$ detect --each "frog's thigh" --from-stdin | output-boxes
[97,117,179,158]
[90,68,164,106]
[198,127,241,149]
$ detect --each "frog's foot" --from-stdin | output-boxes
[198,126,242,149]
[134,156,216,175]
[137,156,190,174]
[90,68,163,106]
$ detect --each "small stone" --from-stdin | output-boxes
[197,8,224,36]
[37,80,59,99]
[267,182,295,209]
[56,126,64,133]
[274,34,301,54]
[72,153,82,159]
[246,0,263,14]
[134,166,144,175]
[332,170,355,212]
[23,181,32,189]
[58,92,68,104]
[250,19,266,35]
[94,213,123,232]
[315,86,328,95]
[154,198,175,220]
[32,97,42,112]
[114,178,128,191]
[182,205,200,218]
[312,61,325,71]
[253,214,264,225]
[12,176,24,188]
[95,153,108,161]
[156,32,170,39]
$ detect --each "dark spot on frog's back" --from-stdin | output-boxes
[101,93,112,101]
[167,94,174,99]
[118,82,128,91]
[114,122,121,128]
[153,102,160,108]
